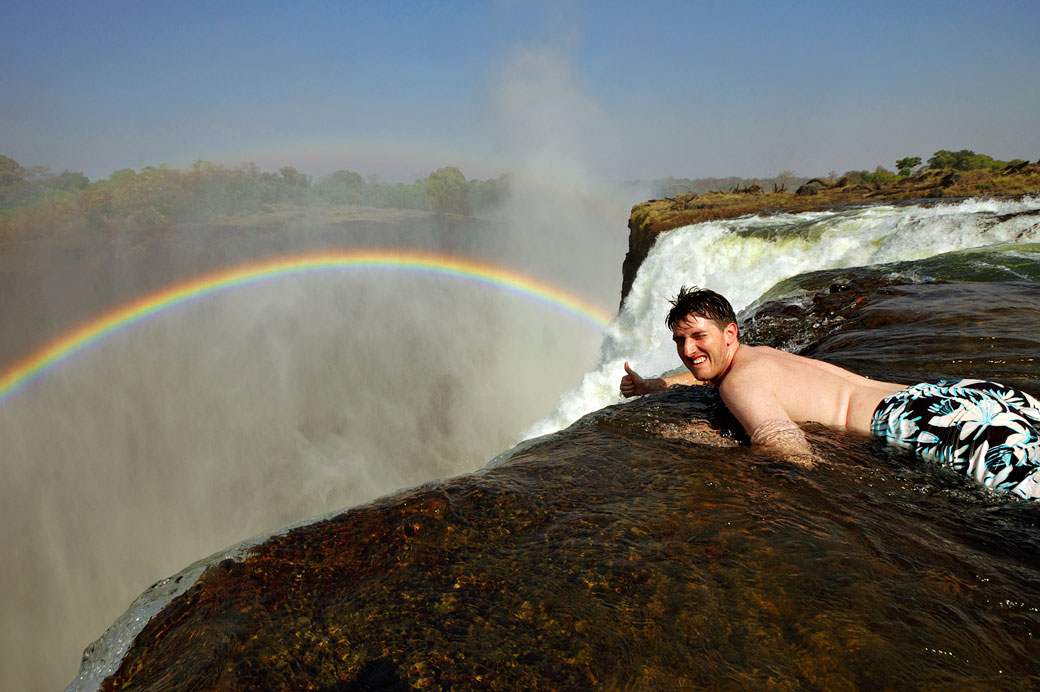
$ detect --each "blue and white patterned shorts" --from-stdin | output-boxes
[871,379,1040,500]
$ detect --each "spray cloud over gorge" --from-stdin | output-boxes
[65,195,1040,690]
[483,47,634,302]
[0,48,631,692]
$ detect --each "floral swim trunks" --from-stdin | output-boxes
[871,379,1040,500]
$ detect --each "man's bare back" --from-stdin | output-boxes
[719,344,906,435]
[621,286,1040,497]
[619,294,907,461]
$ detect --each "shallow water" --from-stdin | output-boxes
[80,247,1040,691]
[86,389,1040,691]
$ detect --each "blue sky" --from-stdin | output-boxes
[2,0,1038,182]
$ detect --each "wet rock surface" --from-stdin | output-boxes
[85,266,1040,692]
[97,385,1040,691]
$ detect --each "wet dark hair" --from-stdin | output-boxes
[665,286,738,332]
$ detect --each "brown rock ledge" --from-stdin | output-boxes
[620,163,1040,303]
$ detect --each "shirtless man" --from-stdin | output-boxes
[620,286,1040,499]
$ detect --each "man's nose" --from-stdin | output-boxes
[683,340,697,357]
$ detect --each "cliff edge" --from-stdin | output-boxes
[621,162,1040,303]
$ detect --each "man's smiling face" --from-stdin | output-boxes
[672,313,738,384]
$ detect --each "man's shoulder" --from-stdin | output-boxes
[719,351,778,401]
[735,344,835,377]
[724,346,804,406]
[728,345,783,379]
[740,344,792,360]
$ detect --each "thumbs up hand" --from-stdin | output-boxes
[620,362,649,397]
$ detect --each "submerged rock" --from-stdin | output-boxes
[77,381,1040,691]
[72,265,1040,692]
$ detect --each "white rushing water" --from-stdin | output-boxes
[524,196,1040,439]
[62,195,1040,692]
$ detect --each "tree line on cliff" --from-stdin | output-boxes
[0,155,508,229]
[645,149,1030,198]
[3,148,1031,233]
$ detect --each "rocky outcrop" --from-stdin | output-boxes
[71,257,1040,692]
[620,163,1040,303]
[80,376,1040,692]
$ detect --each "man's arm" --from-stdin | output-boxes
[620,362,705,397]
[748,419,814,467]
[720,376,814,467]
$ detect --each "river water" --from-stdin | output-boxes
[68,196,1040,690]
[528,196,1040,437]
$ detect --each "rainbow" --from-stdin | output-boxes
[0,250,615,403]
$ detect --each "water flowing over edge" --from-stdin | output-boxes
[523,196,1040,439]
[66,195,1040,691]
[65,512,344,692]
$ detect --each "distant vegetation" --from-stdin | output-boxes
[895,156,922,176]
[644,171,808,199]
[2,148,1034,233]
[0,155,91,210]
[844,150,1029,186]
[925,149,1025,172]
[0,155,509,230]
[643,149,1032,198]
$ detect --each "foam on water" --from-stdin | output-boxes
[524,196,1040,438]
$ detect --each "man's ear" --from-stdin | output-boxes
[725,321,739,345]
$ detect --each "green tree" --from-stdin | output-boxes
[1,155,91,213]
[279,166,311,188]
[895,156,921,176]
[386,182,427,210]
[860,166,899,184]
[0,155,26,207]
[316,170,366,204]
[324,170,364,188]
[423,166,469,215]
[928,149,1006,171]
[277,166,312,203]
[0,155,24,188]
[46,170,89,193]
[467,173,509,213]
